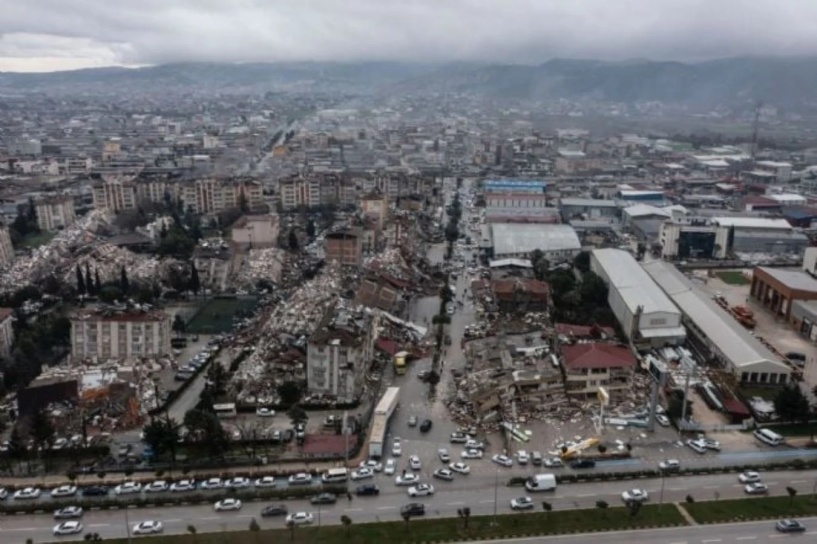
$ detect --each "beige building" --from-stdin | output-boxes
[561,343,637,398]
[92,179,138,212]
[0,307,14,357]
[360,190,389,230]
[0,226,14,268]
[231,215,280,249]
[278,175,321,210]
[325,230,363,267]
[71,309,171,361]
[35,195,76,231]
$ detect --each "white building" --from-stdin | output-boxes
[755,161,793,183]
[590,249,686,347]
[0,308,14,357]
[490,223,581,262]
[231,215,280,249]
[71,309,171,361]
[35,195,76,231]
[278,175,321,210]
[643,260,791,385]
[0,226,14,268]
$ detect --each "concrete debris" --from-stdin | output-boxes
[234,247,285,288]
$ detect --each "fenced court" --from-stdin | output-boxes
[186,296,259,334]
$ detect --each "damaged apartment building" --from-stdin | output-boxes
[306,302,379,403]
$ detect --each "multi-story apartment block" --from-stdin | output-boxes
[360,190,389,231]
[0,307,14,357]
[306,305,377,402]
[325,230,363,267]
[71,308,171,361]
[561,343,637,398]
[35,195,76,231]
[0,226,15,268]
[278,175,322,210]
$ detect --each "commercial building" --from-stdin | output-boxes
[750,267,817,320]
[642,260,791,385]
[754,161,793,183]
[660,221,730,260]
[711,217,808,255]
[590,249,685,347]
[559,198,619,220]
[789,300,817,341]
[803,247,817,277]
[71,308,172,361]
[490,278,549,313]
[231,215,279,249]
[484,179,547,194]
[561,343,637,398]
[34,195,76,231]
[306,305,377,402]
[325,230,363,267]
[485,193,548,208]
[483,207,560,224]
[0,307,14,357]
[489,223,581,262]
[0,226,14,268]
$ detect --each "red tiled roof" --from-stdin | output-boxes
[491,279,549,295]
[722,398,751,417]
[0,307,13,321]
[375,337,399,356]
[556,323,615,338]
[561,343,636,370]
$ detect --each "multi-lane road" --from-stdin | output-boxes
[5,470,816,542]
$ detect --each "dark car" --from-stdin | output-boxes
[569,459,596,469]
[785,351,806,362]
[775,519,806,533]
[400,503,426,518]
[310,493,337,505]
[261,505,288,517]
[419,419,433,433]
[81,486,109,497]
[355,484,380,497]
[281,429,294,443]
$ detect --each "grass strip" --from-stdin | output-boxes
[685,494,817,524]
[67,504,686,543]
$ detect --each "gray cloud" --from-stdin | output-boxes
[2,0,817,71]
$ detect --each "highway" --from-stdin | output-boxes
[5,470,817,542]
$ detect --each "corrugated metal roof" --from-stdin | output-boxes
[713,217,792,230]
[591,249,681,316]
[491,224,581,256]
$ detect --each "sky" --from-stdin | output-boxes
[2,0,817,72]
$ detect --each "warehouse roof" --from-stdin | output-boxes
[560,198,619,208]
[756,267,817,292]
[491,224,581,256]
[712,217,792,230]
[591,248,680,316]
[641,261,789,373]
[622,204,671,219]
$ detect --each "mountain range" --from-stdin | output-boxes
[1,57,816,111]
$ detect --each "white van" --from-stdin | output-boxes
[321,468,349,483]
[753,428,784,447]
[525,473,557,492]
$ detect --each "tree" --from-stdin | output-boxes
[774,384,811,423]
[628,500,642,519]
[597,444,607,454]
[187,524,198,544]
[172,314,186,336]
[183,409,229,458]
[286,519,296,541]
[277,381,302,406]
[306,219,316,239]
[574,251,591,273]
[541,501,552,520]
[340,514,352,538]
[786,486,797,505]
[188,262,201,296]
[84,263,94,296]
[76,264,86,296]
[402,511,411,532]
[288,229,299,251]
[94,269,102,294]
[579,272,608,306]
[596,500,608,518]
[287,404,308,426]
[29,410,55,451]
[457,506,471,529]
[142,418,180,461]
[249,518,261,544]
[120,266,130,294]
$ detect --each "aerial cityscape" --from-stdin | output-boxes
[2,1,817,543]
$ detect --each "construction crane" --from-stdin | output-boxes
[750,100,763,159]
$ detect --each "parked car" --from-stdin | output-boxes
[225,477,251,489]
[384,459,396,475]
[288,473,312,485]
[655,414,671,427]
[408,416,418,427]
[686,439,708,454]
[449,432,468,444]
[462,449,483,459]
[544,457,563,468]
[310,493,337,505]
[438,448,450,463]
[395,473,420,486]
[255,476,277,488]
[13,487,42,499]
[256,407,275,417]
[492,454,513,467]
[409,455,422,470]
[50,485,77,498]
[392,438,403,457]
[407,483,435,497]
[261,505,288,517]
[658,459,681,472]
[510,496,534,510]
[170,480,196,492]
[54,506,83,519]
[351,468,374,481]
[570,459,596,469]
[419,419,433,433]
[358,459,383,472]
[81,486,108,497]
[449,462,471,475]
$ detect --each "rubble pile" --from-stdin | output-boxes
[229,263,344,404]
[0,210,113,293]
[65,243,168,285]
[235,247,285,287]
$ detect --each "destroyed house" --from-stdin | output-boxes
[491,278,549,313]
[561,343,636,398]
[306,306,376,402]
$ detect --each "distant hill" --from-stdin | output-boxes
[2,57,817,110]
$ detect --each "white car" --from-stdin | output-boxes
[409,455,422,470]
[170,479,196,492]
[739,471,761,483]
[144,480,169,493]
[201,477,223,490]
[686,439,707,454]
[465,439,484,450]
[392,438,403,457]
[0,487,7,500]
[286,512,314,526]
[395,473,420,486]
[462,449,483,459]
[492,454,513,467]
[516,450,529,465]
[658,459,681,472]
[50,485,77,498]
[384,459,396,475]
[214,498,242,511]
[359,459,383,472]
[438,448,451,463]
[745,482,769,495]
[433,468,455,481]
[255,476,277,488]
[655,414,671,427]
[53,521,83,536]
[225,477,250,489]
[54,506,83,519]
[256,407,276,417]
[544,457,563,468]
[114,482,142,495]
[450,432,468,444]
[133,521,163,535]
[621,489,649,503]
[408,483,435,497]
[510,496,534,510]
[288,473,313,485]
[351,468,374,481]
[449,462,471,475]
[13,487,41,499]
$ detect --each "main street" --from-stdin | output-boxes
[5,470,816,542]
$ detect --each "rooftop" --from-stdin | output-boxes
[591,248,681,316]
[73,308,168,323]
[491,223,581,256]
[756,267,817,293]
[560,198,619,208]
[561,343,637,370]
[712,217,792,230]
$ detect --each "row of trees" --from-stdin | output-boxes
[530,250,612,325]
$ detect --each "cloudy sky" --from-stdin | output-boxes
[2,0,816,72]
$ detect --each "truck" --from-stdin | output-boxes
[525,473,557,492]
[368,387,400,458]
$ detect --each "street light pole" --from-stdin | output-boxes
[659,469,666,508]
[124,505,132,544]
[492,466,499,522]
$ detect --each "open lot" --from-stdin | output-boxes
[715,270,750,285]
[186,296,259,334]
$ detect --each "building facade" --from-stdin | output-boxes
[561,343,636,398]
[324,230,363,267]
[231,215,280,249]
[659,222,730,260]
[35,195,76,231]
[71,309,171,360]
[750,267,817,320]
[0,308,14,357]
[0,226,14,268]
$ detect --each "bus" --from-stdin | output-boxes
[213,403,237,419]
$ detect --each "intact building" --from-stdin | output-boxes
[750,267,817,321]
[489,223,581,262]
[71,308,171,361]
[559,198,619,220]
[642,261,791,386]
[660,221,730,260]
[590,249,686,347]
[561,343,637,398]
[306,305,377,402]
[35,195,76,231]
[711,217,808,255]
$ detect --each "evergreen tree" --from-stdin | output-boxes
[288,229,299,251]
[94,269,102,294]
[306,219,316,238]
[189,261,201,295]
[76,264,86,295]
[159,221,168,239]
[84,263,94,296]
[120,266,130,294]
